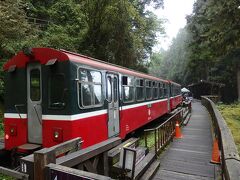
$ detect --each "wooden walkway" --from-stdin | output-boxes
[153,101,220,180]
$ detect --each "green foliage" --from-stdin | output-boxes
[0,174,14,180]
[217,103,240,155]
[0,0,165,101]
[149,0,240,102]
[139,131,155,149]
[149,28,191,85]
[78,0,164,70]
[186,0,240,100]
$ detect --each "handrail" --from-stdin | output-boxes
[144,104,191,155]
[201,96,240,180]
[144,109,183,132]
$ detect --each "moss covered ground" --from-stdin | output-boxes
[217,103,240,155]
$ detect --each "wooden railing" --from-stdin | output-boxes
[144,104,192,155]
[201,96,240,180]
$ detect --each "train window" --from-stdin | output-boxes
[79,68,103,108]
[48,74,66,109]
[159,82,163,99]
[107,76,112,102]
[136,79,144,101]
[146,80,152,100]
[30,69,41,101]
[82,84,92,106]
[114,77,118,102]
[122,76,134,103]
[164,84,168,97]
[162,83,167,98]
[153,81,158,99]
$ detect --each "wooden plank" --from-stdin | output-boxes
[57,137,121,167]
[103,152,109,176]
[108,137,139,164]
[153,102,220,180]
[202,96,240,179]
[139,159,160,180]
[159,159,215,178]
[155,169,214,180]
[47,163,113,180]
[34,149,55,180]
[34,137,81,180]
[127,151,156,180]
[0,166,29,180]
[20,154,34,180]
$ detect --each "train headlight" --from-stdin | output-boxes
[9,125,17,136]
[54,131,59,139]
[53,128,63,142]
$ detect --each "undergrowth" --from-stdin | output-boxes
[139,131,155,149]
[0,174,14,180]
[217,103,240,155]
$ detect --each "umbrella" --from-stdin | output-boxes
[181,87,190,93]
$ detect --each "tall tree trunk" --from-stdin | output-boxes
[237,63,240,101]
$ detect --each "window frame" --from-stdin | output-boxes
[163,83,168,98]
[77,67,103,109]
[136,78,145,102]
[122,75,135,103]
[158,82,163,99]
[145,80,152,100]
[30,69,41,101]
[153,81,158,99]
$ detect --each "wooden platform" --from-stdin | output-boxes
[153,101,220,180]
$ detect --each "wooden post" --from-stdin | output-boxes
[34,149,56,180]
[103,152,109,176]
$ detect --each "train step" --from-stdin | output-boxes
[139,159,160,180]
[108,137,139,166]
[17,143,41,152]
[127,150,156,180]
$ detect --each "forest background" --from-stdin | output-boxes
[0,0,240,102]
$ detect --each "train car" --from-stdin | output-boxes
[169,81,182,110]
[2,48,181,152]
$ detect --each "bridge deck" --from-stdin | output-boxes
[153,101,220,180]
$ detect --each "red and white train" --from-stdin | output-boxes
[2,48,182,152]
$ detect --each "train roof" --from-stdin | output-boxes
[168,80,181,87]
[3,47,169,82]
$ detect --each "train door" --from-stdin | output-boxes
[106,73,120,137]
[27,63,42,144]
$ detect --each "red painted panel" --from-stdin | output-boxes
[3,100,173,150]
[42,114,108,148]
[71,114,108,148]
[4,118,27,150]
[170,95,182,110]
[120,100,168,138]
[42,120,73,148]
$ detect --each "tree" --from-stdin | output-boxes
[149,28,191,85]
[80,0,164,71]
[186,0,240,101]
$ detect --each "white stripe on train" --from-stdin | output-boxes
[4,98,173,121]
